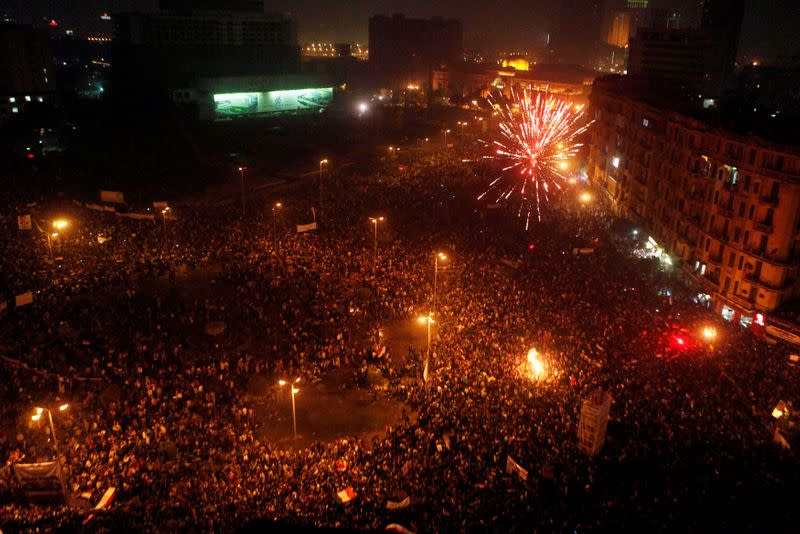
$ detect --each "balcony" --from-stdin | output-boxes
[716,205,734,218]
[707,253,723,266]
[759,195,779,207]
[753,221,774,234]
[744,272,790,292]
[744,247,792,267]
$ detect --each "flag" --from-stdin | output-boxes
[311,207,317,222]
[505,456,528,481]
[15,291,33,307]
[94,487,116,510]
[337,487,356,503]
[83,487,116,525]
[386,496,411,510]
[297,222,318,233]
[335,460,348,472]
[422,360,429,384]
[17,214,32,230]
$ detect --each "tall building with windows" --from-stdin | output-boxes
[587,76,800,332]
[0,24,54,121]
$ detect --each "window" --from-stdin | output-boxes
[749,149,756,164]
[24,95,31,102]
[643,118,650,128]
[738,203,745,216]
[749,205,755,219]
[8,97,15,103]
[728,252,735,267]
[37,96,43,102]
[754,182,760,194]
[738,256,744,270]
[11,106,18,113]
[744,175,751,190]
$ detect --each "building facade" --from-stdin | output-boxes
[587,76,800,327]
[0,24,54,121]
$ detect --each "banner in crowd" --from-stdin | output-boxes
[100,190,125,204]
[337,487,356,503]
[116,212,156,221]
[15,291,33,307]
[17,214,32,230]
[13,461,65,501]
[386,496,411,510]
[505,455,528,481]
[297,222,318,233]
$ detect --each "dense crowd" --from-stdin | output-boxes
[1,142,798,533]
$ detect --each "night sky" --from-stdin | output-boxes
[4,0,800,61]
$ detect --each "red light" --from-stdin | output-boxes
[528,243,535,251]
[49,20,58,27]
[398,165,405,171]
[27,153,35,159]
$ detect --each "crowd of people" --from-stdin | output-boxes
[1,140,798,532]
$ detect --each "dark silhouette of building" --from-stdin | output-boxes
[368,14,463,90]
[0,24,55,121]
[554,0,605,67]
[112,1,300,107]
[627,0,744,96]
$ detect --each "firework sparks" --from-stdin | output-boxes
[478,89,592,228]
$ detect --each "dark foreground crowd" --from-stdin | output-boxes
[1,145,798,533]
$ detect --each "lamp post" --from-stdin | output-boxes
[433,252,447,319]
[46,232,57,262]
[273,202,283,254]
[278,378,300,438]
[31,403,69,497]
[238,166,247,217]
[443,129,451,147]
[161,207,170,239]
[319,159,328,219]
[418,314,434,384]
[369,216,384,272]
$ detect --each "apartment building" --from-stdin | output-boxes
[587,76,800,331]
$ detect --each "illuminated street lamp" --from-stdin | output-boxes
[443,129,451,147]
[579,192,592,204]
[319,159,329,218]
[272,202,283,253]
[418,313,434,383]
[161,206,170,238]
[433,252,447,319]
[369,216,385,272]
[52,219,69,231]
[31,404,69,497]
[278,378,300,438]
[701,326,717,341]
[237,166,247,217]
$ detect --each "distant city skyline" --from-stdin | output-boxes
[3,0,799,61]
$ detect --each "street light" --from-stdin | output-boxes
[52,219,69,231]
[161,206,170,239]
[237,166,247,217]
[418,313,434,383]
[319,159,329,218]
[31,404,69,497]
[443,129,451,147]
[290,386,300,439]
[369,216,385,272]
[579,192,592,204]
[433,252,447,319]
[46,232,58,262]
[273,202,283,254]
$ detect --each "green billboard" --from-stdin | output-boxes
[213,87,333,117]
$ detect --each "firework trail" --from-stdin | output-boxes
[478,89,592,229]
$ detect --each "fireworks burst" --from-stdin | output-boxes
[478,89,592,228]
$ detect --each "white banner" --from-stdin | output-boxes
[17,214,32,230]
[386,496,411,510]
[116,212,156,221]
[297,222,318,233]
[15,291,33,307]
